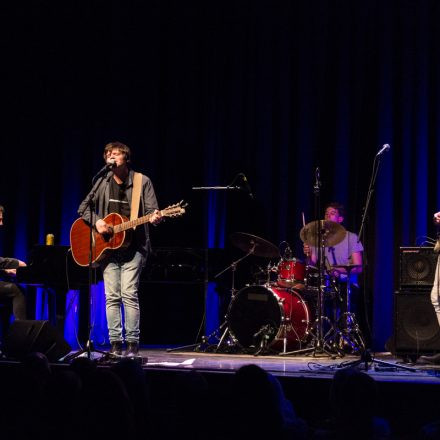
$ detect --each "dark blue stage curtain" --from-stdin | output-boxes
[1,0,440,351]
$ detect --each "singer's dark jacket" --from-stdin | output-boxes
[78,169,159,257]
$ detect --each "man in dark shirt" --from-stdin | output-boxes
[78,142,161,357]
[0,205,27,335]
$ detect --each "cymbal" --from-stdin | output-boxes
[230,232,280,258]
[300,220,346,247]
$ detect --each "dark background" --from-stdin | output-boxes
[1,0,440,350]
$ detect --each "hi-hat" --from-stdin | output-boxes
[230,232,280,258]
[300,220,346,247]
[331,264,362,272]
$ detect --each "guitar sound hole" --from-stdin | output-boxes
[102,228,114,242]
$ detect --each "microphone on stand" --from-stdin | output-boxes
[105,158,117,169]
[376,143,391,156]
[315,167,321,188]
[284,244,292,259]
[239,173,254,199]
[92,159,117,183]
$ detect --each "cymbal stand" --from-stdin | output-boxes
[213,244,256,352]
[281,169,341,358]
[167,246,256,354]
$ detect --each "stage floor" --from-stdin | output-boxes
[126,348,440,385]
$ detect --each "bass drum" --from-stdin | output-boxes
[227,285,311,352]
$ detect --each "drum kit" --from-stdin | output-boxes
[212,221,366,358]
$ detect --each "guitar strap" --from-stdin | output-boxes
[130,172,142,229]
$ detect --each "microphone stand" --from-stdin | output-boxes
[192,185,242,192]
[65,171,111,362]
[167,174,252,354]
[339,148,416,372]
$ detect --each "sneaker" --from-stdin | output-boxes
[126,342,139,357]
[109,341,123,356]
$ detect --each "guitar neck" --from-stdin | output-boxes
[113,212,156,233]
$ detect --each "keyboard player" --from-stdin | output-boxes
[0,205,27,337]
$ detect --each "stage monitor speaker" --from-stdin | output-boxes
[394,291,440,355]
[399,247,437,289]
[3,320,71,362]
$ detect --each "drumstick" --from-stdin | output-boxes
[302,212,310,264]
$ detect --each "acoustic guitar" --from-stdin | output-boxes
[70,201,187,266]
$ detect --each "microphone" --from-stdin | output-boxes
[253,324,271,339]
[106,158,117,169]
[315,167,321,188]
[92,159,117,184]
[376,143,390,156]
[240,173,254,199]
[284,244,292,259]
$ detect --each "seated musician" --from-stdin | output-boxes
[303,202,364,348]
[0,205,27,340]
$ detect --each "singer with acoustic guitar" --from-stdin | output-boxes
[76,141,162,358]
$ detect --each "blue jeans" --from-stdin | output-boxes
[431,257,440,326]
[101,251,145,343]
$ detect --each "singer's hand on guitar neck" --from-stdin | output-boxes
[150,209,162,225]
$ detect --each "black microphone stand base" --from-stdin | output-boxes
[166,342,204,353]
[338,349,418,372]
[166,320,240,354]
[63,339,110,362]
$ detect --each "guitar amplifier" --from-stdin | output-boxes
[399,247,438,290]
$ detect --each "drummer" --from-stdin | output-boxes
[303,202,364,343]
[303,202,363,283]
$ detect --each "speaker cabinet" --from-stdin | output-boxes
[4,320,71,362]
[394,291,440,355]
[399,247,437,289]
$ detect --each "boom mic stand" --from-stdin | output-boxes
[65,170,112,362]
[167,174,249,353]
[338,144,416,372]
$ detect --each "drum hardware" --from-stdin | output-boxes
[281,166,347,358]
[334,313,365,354]
[213,233,280,353]
[329,264,366,354]
[253,324,277,356]
[280,223,343,357]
